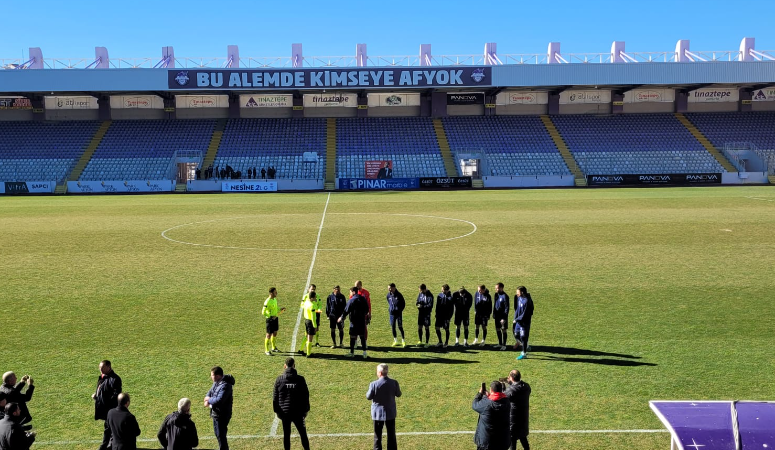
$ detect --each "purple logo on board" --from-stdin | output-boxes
[174,71,190,86]
[471,68,486,83]
[753,90,766,101]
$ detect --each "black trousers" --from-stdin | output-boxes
[373,419,396,450]
[98,420,112,450]
[510,433,530,450]
[281,415,310,450]
[212,415,231,450]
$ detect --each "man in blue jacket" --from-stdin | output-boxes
[473,285,492,346]
[512,286,535,360]
[415,284,434,348]
[366,364,402,450]
[204,366,234,450]
[493,283,510,351]
[386,283,406,347]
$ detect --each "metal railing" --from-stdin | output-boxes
[4,49,774,69]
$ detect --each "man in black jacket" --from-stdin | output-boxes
[0,403,35,450]
[204,366,234,450]
[326,286,347,348]
[453,286,474,347]
[158,398,199,450]
[273,358,310,450]
[339,287,370,358]
[106,393,140,450]
[93,360,122,450]
[386,283,406,347]
[415,284,434,348]
[505,370,531,450]
[0,372,34,427]
[434,284,454,348]
[472,381,511,450]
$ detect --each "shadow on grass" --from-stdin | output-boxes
[307,352,477,364]
[526,345,656,367]
[529,355,657,367]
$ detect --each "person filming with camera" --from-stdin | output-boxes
[472,380,510,450]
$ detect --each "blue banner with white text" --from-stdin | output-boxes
[338,178,419,190]
[169,67,492,90]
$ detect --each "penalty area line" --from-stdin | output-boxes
[37,429,667,445]
[269,192,331,437]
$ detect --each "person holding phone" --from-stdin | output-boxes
[472,380,511,450]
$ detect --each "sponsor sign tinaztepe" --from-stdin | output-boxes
[168,67,491,90]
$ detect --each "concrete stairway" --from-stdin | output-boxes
[674,113,737,172]
[200,119,227,172]
[540,115,587,186]
[325,118,337,191]
[59,120,113,193]
[433,119,459,177]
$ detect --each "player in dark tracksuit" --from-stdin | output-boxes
[493,283,510,350]
[415,284,434,348]
[338,287,370,358]
[326,286,347,348]
[452,287,473,346]
[434,284,454,348]
[387,283,406,347]
[474,285,492,346]
[513,286,535,360]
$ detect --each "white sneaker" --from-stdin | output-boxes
[463,340,469,347]
[455,338,460,344]
[362,351,368,359]
[472,338,478,345]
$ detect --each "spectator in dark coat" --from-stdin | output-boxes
[366,364,402,450]
[472,381,511,450]
[93,360,122,450]
[0,393,6,421]
[261,168,267,179]
[0,403,35,450]
[158,398,199,450]
[106,393,140,450]
[505,370,531,450]
[204,366,234,450]
[0,373,33,427]
[273,358,310,450]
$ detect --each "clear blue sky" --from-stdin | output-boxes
[2,0,773,60]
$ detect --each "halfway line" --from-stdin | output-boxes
[269,192,331,437]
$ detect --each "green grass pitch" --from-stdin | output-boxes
[1,186,774,450]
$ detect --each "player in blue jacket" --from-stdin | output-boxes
[386,283,406,347]
[492,282,510,350]
[434,284,454,348]
[473,285,492,346]
[512,286,535,360]
[415,284,434,348]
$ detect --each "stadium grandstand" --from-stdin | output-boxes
[1,38,774,194]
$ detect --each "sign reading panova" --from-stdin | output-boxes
[240,94,293,108]
[587,173,722,186]
[447,93,485,105]
[169,67,492,90]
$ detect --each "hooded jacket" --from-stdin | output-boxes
[157,411,199,450]
[206,375,235,418]
[472,391,511,450]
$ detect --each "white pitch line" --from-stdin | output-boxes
[36,429,667,445]
[269,192,331,437]
[746,196,775,202]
